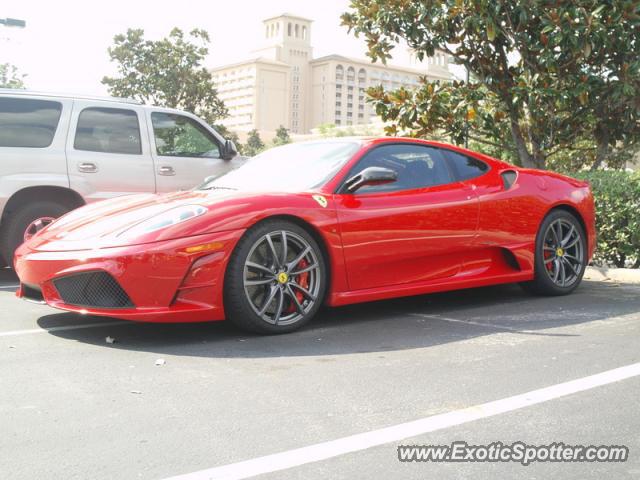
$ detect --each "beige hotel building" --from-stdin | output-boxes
[211,13,453,136]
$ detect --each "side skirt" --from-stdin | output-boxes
[327,270,533,307]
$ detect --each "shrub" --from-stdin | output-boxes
[572,170,640,268]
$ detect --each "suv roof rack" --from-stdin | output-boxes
[0,89,143,105]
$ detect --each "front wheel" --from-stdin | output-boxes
[521,210,587,296]
[224,220,327,334]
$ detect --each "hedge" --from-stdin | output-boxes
[571,170,640,268]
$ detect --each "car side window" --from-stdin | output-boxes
[74,107,142,155]
[151,112,220,158]
[0,97,62,148]
[445,150,489,181]
[348,144,453,194]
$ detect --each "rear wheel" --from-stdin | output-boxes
[0,201,69,266]
[521,210,586,296]
[224,220,327,334]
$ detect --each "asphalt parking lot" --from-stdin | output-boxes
[1,267,639,480]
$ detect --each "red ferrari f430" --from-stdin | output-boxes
[15,138,595,333]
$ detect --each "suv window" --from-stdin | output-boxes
[0,97,62,148]
[445,150,489,180]
[347,144,453,193]
[74,107,142,155]
[151,112,220,158]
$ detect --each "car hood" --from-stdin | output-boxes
[28,190,240,251]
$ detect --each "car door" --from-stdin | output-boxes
[66,100,156,202]
[444,148,530,262]
[147,110,229,192]
[335,143,479,291]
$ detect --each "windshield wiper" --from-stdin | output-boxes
[200,185,237,191]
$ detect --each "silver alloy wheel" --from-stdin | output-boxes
[542,218,584,287]
[243,230,321,326]
[24,216,56,242]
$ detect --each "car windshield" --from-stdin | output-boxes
[199,140,361,191]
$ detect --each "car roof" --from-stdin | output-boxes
[0,89,142,105]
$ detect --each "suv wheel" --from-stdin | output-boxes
[0,201,69,265]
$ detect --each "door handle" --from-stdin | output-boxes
[77,162,98,173]
[158,165,175,176]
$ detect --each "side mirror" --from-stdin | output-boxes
[344,167,398,193]
[221,139,238,160]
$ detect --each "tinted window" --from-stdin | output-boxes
[347,144,453,193]
[0,97,62,148]
[446,151,489,180]
[151,113,219,158]
[74,107,141,154]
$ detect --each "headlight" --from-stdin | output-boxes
[119,205,207,238]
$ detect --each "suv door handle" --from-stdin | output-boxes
[77,162,98,173]
[158,165,175,176]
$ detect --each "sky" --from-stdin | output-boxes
[0,0,411,96]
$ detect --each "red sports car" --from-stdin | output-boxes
[15,138,595,333]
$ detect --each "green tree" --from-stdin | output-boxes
[272,125,291,146]
[245,129,265,157]
[0,63,26,89]
[342,1,640,170]
[102,28,227,124]
[561,3,640,169]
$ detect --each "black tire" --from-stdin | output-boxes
[0,201,69,266]
[521,209,587,296]
[224,219,327,334]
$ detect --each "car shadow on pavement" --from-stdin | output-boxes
[38,280,640,358]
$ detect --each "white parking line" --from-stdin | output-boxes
[0,320,134,337]
[411,312,554,334]
[164,362,640,480]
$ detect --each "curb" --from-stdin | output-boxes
[584,266,640,284]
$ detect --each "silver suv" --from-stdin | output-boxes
[0,89,241,266]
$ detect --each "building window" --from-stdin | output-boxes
[347,66,355,84]
[335,110,341,117]
[302,26,307,40]
[295,24,299,37]
[358,68,366,84]
[336,119,341,125]
[288,23,292,36]
[336,65,344,82]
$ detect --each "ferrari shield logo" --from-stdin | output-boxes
[312,195,328,208]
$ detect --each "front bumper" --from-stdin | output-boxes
[14,230,244,322]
